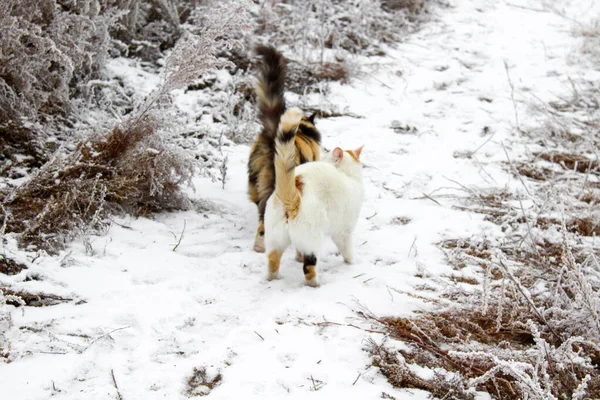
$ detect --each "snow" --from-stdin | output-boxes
[2,0,599,399]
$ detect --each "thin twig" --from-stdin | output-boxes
[472,131,496,155]
[111,369,123,400]
[443,175,476,195]
[172,220,186,252]
[504,60,521,132]
[497,258,563,343]
[516,192,540,255]
[407,236,418,259]
[80,326,130,353]
[421,192,443,206]
[501,141,532,197]
[254,331,265,341]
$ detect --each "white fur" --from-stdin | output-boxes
[264,149,364,286]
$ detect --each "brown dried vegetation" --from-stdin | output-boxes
[371,82,600,398]
[0,115,194,252]
[0,256,27,276]
[1,288,73,307]
[185,367,222,397]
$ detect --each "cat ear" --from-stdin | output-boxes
[308,112,317,124]
[332,147,344,163]
[354,145,364,159]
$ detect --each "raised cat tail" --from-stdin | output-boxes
[255,45,287,140]
[274,107,303,219]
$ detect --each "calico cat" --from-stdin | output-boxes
[247,45,321,253]
[264,107,364,287]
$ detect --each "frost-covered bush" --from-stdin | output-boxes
[0,0,111,125]
[0,0,251,252]
[102,0,203,62]
[0,112,195,252]
[0,289,24,362]
[370,248,600,399]
[578,17,600,64]
[255,0,422,59]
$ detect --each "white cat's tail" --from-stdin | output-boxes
[274,107,303,219]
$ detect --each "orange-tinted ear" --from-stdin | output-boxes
[332,147,344,163]
[354,145,364,159]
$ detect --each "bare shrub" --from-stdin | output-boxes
[381,0,426,16]
[368,338,475,399]
[369,72,600,398]
[0,289,24,362]
[576,17,600,63]
[0,0,112,125]
[0,0,251,252]
[0,123,49,178]
[0,256,27,276]
[286,60,350,93]
[256,0,420,58]
[366,244,600,399]
[0,114,195,252]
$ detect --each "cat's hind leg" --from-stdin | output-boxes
[253,196,270,253]
[266,249,284,281]
[302,253,319,287]
[292,230,323,286]
[333,233,356,264]
[264,201,290,281]
[265,231,289,281]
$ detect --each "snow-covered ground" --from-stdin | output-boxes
[2,0,599,398]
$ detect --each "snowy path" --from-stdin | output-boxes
[2,1,596,398]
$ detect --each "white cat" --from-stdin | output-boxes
[263,107,364,287]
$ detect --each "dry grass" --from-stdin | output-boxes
[368,227,600,398]
[287,61,350,94]
[185,367,222,397]
[381,0,428,17]
[369,338,475,399]
[1,287,74,307]
[536,152,599,173]
[0,114,194,252]
[0,256,27,276]
[370,73,600,399]
[368,293,600,399]
[0,122,49,179]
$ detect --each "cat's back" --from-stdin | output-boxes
[295,161,342,193]
[295,160,336,178]
[295,161,357,205]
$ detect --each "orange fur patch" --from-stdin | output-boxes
[346,150,360,162]
[294,136,319,164]
[304,265,316,281]
[248,182,259,205]
[257,220,265,236]
[268,250,282,276]
[295,175,304,195]
[274,152,301,220]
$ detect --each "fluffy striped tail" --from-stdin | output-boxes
[274,107,303,219]
[255,45,287,140]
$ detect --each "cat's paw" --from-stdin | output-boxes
[344,256,358,265]
[267,271,281,281]
[253,235,265,253]
[305,276,320,287]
